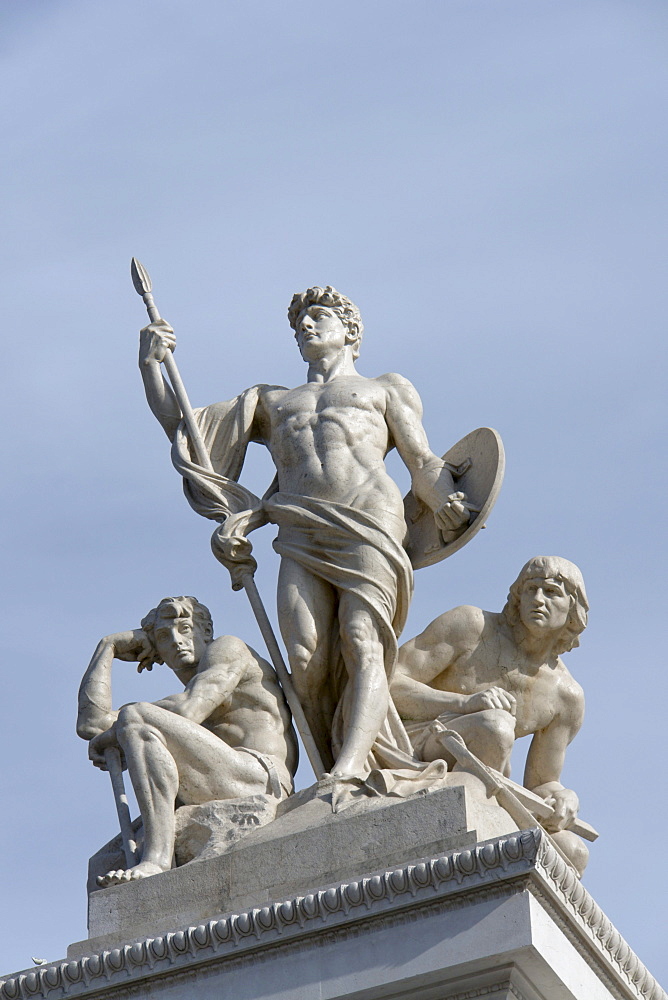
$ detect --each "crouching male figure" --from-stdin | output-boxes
[392,556,590,874]
[77,596,298,886]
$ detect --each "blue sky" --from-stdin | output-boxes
[1,0,666,984]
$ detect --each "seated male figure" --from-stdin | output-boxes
[77,596,298,886]
[392,556,589,873]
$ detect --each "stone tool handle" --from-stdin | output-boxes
[104,747,138,869]
[438,730,578,871]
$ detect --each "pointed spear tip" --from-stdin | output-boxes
[130,257,152,296]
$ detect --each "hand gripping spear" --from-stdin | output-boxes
[130,258,325,777]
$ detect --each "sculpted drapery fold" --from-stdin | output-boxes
[170,387,271,523]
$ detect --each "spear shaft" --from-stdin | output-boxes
[131,259,325,778]
[131,262,210,472]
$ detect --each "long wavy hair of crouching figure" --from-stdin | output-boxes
[138,596,214,671]
[287,286,364,360]
[502,556,589,654]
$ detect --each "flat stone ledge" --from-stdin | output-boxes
[85,770,517,942]
[1,829,664,1000]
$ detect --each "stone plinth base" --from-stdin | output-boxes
[83,770,517,949]
[1,776,663,1000]
[1,828,663,1000]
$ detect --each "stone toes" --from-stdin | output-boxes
[97,871,117,887]
[95,866,158,887]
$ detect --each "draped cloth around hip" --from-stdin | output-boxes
[266,493,447,801]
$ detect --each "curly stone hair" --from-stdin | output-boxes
[287,285,364,359]
[139,596,214,668]
[502,556,589,654]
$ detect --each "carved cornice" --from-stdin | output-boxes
[531,835,665,1000]
[1,829,663,1000]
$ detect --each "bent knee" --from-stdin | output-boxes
[288,644,329,693]
[339,621,383,664]
[290,642,318,670]
[551,830,589,877]
[478,708,516,748]
[116,702,163,735]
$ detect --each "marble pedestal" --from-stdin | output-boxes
[1,776,663,1000]
[82,770,517,949]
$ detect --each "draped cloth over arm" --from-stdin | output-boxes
[170,386,279,586]
[170,386,269,523]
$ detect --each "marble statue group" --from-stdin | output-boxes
[77,279,595,887]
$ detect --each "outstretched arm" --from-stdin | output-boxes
[524,679,585,831]
[383,375,468,535]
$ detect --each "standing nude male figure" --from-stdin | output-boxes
[78,596,297,884]
[392,556,590,873]
[139,287,469,777]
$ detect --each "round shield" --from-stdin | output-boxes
[403,427,505,570]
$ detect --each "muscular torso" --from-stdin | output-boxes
[256,375,406,536]
[200,645,297,771]
[407,611,581,737]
